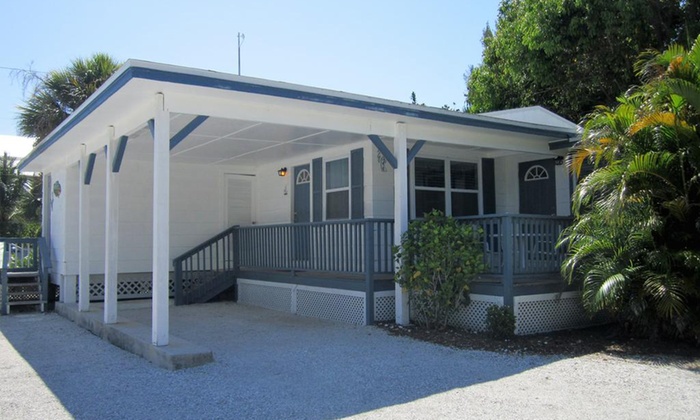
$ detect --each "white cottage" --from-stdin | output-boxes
[17,60,586,347]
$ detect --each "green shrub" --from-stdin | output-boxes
[394,210,485,329]
[485,305,516,339]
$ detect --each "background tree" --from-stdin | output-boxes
[17,53,121,141]
[560,36,700,342]
[11,53,120,237]
[465,0,700,122]
[0,153,27,236]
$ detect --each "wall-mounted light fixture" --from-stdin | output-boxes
[277,167,288,177]
[554,156,564,166]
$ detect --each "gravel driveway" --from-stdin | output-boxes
[1,301,698,419]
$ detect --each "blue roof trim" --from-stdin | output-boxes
[170,115,208,150]
[367,135,398,169]
[20,67,136,171]
[131,67,572,138]
[84,153,96,185]
[407,140,426,164]
[112,136,128,173]
[20,64,576,171]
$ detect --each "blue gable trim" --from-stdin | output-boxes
[407,140,426,164]
[170,115,208,150]
[112,136,128,173]
[84,153,97,185]
[20,64,575,171]
[367,135,397,169]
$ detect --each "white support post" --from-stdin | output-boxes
[394,122,410,325]
[78,147,91,311]
[104,131,119,324]
[152,94,170,346]
[41,173,51,252]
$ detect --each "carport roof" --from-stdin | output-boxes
[19,59,578,171]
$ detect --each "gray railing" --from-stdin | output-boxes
[1,237,50,314]
[237,219,394,274]
[457,214,572,275]
[172,226,239,305]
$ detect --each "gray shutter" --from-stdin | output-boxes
[350,148,364,219]
[482,158,496,214]
[312,158,323,222]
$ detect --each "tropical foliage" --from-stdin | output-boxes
[465,0,700,122]
[17,53,121,141]
[0,153,28,237]
[9,53,121,237]
[560,36,700,342]
[394,210,485,329]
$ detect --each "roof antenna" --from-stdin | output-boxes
[237,32,245,75]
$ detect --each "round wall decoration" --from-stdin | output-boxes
[53,180,62,197]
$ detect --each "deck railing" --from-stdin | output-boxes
[457,214,572,275]
[172,226,239,305]
[237,219,395,274]
[171,215,568,310]
[1,237,50,314]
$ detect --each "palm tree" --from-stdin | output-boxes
[11,53,121,237]
[561,35,700,341]
[17,53,121,141]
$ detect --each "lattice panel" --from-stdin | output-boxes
[374,292,395,322]
[448,294,504,332]
[87,273,175,300]
[514,292,589,335]
[296,288,365,325]
[6,285,41,302]
[237,281,293,312]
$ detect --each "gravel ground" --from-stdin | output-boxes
[1,301,699,420]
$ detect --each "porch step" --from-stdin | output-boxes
[9,300,43,306]
[7,271,39,278]
[7,282,40,287]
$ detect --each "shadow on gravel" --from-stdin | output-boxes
[1,303,558,419]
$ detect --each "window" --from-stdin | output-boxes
[414,158,446,216]
[325,158,349,219]
[413,158,479,218]
[524,165,549,181]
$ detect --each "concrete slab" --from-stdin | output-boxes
[55,302,213,370]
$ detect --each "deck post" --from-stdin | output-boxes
[104,132,119,324]
[502,215,515,308]
[152,93,170,346]
[364,220,375,325]
[78,147,91,311]
[394,122,410,325]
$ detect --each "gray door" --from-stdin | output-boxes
[293,165,311,223]
[519,159,556,215]
[293,165,311,262]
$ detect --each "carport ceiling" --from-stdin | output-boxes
[124,113,370,166]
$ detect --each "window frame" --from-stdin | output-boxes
[323,156,351,220]
[410,157,482,219]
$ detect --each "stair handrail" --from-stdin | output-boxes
[37,237,51,306]
[172,225,239,263]
[172,225,239,305]
[1,239,9,314]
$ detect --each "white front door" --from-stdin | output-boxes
[225,174,253,227]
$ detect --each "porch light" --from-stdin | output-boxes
[278,167,288,177]
[554,156,564,166]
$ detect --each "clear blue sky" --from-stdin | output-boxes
[0,0,500,136]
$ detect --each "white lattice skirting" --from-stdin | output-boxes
[514,291,589,335]
[237,279,393,325]
[448,294,504,332]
